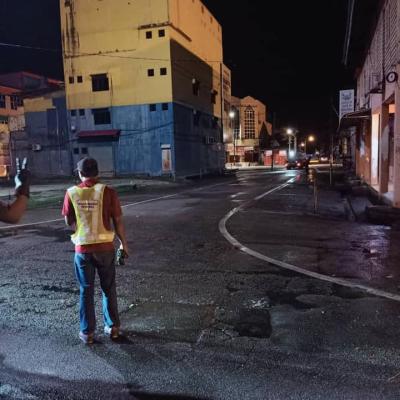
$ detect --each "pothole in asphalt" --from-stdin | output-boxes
[331,284,368,299]
[122,302,215,343]
[233,309,272,339]
[268,292,318,310]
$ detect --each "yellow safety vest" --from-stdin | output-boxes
[67,183,115,246]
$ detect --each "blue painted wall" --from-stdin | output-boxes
[68,101,224,177]
[173,103,223,176]
[24,96,72,177]
[113,103,174,176]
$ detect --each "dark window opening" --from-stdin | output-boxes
[162,103,169,111]
[211,90,218,104]
[70,110,77,117]
[73,148,79,155]
[160,67,167,76]
[81,147,88,154]
[69,76,74,84]
[149,104,157,112]
[193,111,200,126]
[212,116,219,128]
[158,29,165,37]
[79,109,85,116]
[192,79,200,96]
[77,76,83,83]
[92,108,111,125]
[10,95,19,110]
[146,31,152,39]
[91,74,109,92]
[0,95,6,108]
[147,69,155,77]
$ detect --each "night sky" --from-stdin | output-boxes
[0,0,354,142]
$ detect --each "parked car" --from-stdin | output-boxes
[286,158,306,170]
[319,155,329,163]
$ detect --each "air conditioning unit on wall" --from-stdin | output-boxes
[31,144,42,152]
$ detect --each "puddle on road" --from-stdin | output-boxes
[233,309,272,339]
[123,302,215,343]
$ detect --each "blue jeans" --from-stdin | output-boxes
[74,252,120,334]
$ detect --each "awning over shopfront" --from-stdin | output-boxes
[77,129,120,139]
[338,108,371,131]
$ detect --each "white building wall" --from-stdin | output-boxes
[356,0,399,110]
[354,0,400,207]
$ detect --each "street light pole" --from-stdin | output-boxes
[287,128,297,160]
[229,110,236,166]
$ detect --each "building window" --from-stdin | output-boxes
[162,103,169,111]
[193,111,200,126]
[92,108,111,125]
[69,76,74,84]
[77,76,83,83]
[244,106,256,139]
[81,147,88,154]
[147,69,155,77]
[160,68,167,76]
[212,116,218,128]
[192,79,200,96]
[158,29,165,37]
[91,74,109,92]
[0,95,5,108]
[10,95,19,110]
[79,109,85,117]
[146,31,152,39]
[211,90,218,104]
[149,104,157,112]
[70,109,77,117]
[73,148,79,155]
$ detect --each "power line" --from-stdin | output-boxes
[0,41,224,63]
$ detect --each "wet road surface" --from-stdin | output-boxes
[1,170,400,399]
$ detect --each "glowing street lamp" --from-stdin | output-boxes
[286,128,297,159]
[304,135,316,154]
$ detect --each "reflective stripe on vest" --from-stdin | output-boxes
[67,183,115,246]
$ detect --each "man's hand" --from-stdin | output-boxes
[15,157,30,198]
[119,243,129,258]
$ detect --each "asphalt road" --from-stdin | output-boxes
[1,169,400,400]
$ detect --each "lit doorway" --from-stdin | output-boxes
[371,113,380,186]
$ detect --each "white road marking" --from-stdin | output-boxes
[0,180,234,231]
[219,178,400,303]
[0,218,64,230]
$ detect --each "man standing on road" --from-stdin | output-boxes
[0,158,30,224]
[62,157,129,345]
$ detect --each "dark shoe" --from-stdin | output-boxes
[79,331,94,345]
[104,325,119,339]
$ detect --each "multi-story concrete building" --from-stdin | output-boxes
[22,90,70,178]
[0,84,23,176]
[0,72,65,177]
[60,0,225,177]
[342,0,400,207]
[225,96,271,164]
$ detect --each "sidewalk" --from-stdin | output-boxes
[227,167,400,296]
[0,177,181,208]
